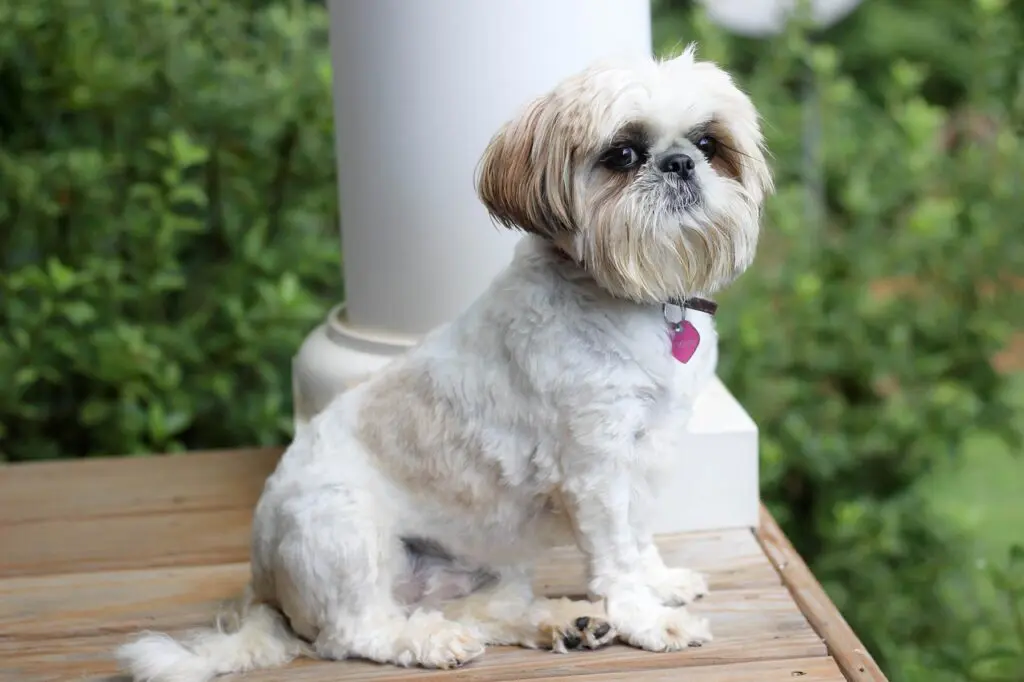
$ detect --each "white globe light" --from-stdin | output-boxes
[698,0,864,37]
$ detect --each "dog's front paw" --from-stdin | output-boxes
[398,615,486,669]
[609,602,711,653]
[544,615,617,653]
[647,567,709,606]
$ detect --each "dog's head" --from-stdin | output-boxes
[476,46,773,303]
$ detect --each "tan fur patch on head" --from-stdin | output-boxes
[705,119,743,180]
[475,95,577,238]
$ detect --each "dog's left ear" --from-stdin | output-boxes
[475,95,577,239]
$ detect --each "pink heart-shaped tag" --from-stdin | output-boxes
[671,321,700,363]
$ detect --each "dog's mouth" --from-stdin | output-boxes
[663,180,703,214]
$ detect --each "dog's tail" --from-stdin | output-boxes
[115,587,308,682]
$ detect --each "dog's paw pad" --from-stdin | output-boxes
[550,615,617,653]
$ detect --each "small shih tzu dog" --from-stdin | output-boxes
[117,45,772,681]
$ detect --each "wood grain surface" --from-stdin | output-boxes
[0,447,281,524]
[0,448,885,681]
[0,586,826,681]
[0,448,281,578]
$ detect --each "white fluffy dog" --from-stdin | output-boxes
[117,45,772,681]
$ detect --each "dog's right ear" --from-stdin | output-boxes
[475,95,577,239]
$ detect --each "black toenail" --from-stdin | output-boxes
[594,622,611,639]
[688,640,704,648]
[574,616,590,630]
[563,633,582,649]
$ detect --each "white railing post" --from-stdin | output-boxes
[294,0,761,533]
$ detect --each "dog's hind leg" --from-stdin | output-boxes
[267,489,485,670]
[440,568,617,653]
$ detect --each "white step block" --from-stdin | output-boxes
[649,376,760,535]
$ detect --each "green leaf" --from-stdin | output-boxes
[169,183,208,208]
[62,301,97,326]
[13,367,37,388]
[80,400,112,426]
[163,410,192,437]
[46,258,76,293]
[168,130,209,168]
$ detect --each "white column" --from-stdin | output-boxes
[294,0,653,421]
[293,0,761,533]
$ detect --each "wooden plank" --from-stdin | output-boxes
[0,517,774,584]
[0,448,276,579]
[0,563,251,640]
[0,529,778,642]
[540,657,847,682]
[0,508,256,578]
[0,448,281,524]
[0,523,769,583]
[755,505,888,682]
[0,448,777,585]
[264,656,848,682]
[0,586,825,681]
[0,448,280,578]
[1,651,844,682]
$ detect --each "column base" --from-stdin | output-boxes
[291,304,417,428]
[291,307,759,533]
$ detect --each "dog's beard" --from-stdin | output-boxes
[576,176,760,303]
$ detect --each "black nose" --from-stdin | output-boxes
[658,153,695,178]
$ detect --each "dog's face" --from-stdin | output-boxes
[477,46,773,303]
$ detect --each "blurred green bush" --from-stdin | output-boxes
[651,0,1024,680]
[0,0,340,459]
[2,0,1022,680]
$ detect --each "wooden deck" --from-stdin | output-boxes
[0,448,887,682]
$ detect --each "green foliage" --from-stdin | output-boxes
[938,545,1024,682]
[652,0,1024,680]
[0,0,340,459]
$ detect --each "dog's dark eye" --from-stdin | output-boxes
[696,135,718,160]
[600,145,643,171]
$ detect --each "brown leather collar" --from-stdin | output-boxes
[682,297,718,317]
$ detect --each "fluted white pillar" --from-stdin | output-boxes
[293,0,760,533]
